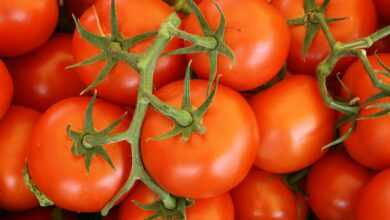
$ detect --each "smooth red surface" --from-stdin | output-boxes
[250,75,335,173]
[0,0,58,56]
[141,80,259,198]
[0,106,40,211]
[307,150,371,220]
[0,60,13,120]
[72,0,185,105]
[184,0,290,91]
[27,97,131,212]
[7,34,84,112]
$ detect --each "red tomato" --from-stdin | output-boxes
[141,80,259,199]
[72,0,185,105]
[2,208,76,220]
[250,75,335,173]
[373,0,390,25]
[272,0,377,75]
[231,168,300,220]
[341,54,390,169]
[0,106,40,211]
[119,183,234,220]
[307,149,372,220]
[6,34,84,112]
[0,60,13,120]
[184,0,290,91]
[27,97,131,212]
[0,0,58,57]
[65,0,95,17]
[356,169,390,220]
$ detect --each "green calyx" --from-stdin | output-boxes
[67,93,127,173]
[149,61,219,142]
[134,197,193,220]
[288,0,347,54]
[165,0,235,92]
[67,0,156,95]
[23,165,54,207]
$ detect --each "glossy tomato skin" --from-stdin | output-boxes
[0,60,13,120]
[341,54,390,169]
[65,0,95,17]
[184,0,290,91]
[72,0,185,105]
[0,0,58,57]
[231,168,300,220]
[307,150,372,220]
[373,0,390,25]
[6,34,84,112]
[272,0,377,75]
[0,106,40,211]
[119,183,234,220]
[27,97,131,212]
[250,75,335,173]
[141,80,259,199]
[356,169,390,220]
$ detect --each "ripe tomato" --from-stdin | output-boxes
[141,80,259,199]
[373,0,390,25]
[231,168,301,220]
[2,208,76,220]
[6,34,84,112]
[250,75,335,173]
[0,106,40,211]
[184,0,290,91]
[27,97,131,212]
[341,53,390,170]
[0,0,58,57]
[356,169,390,220]
[65,0,95,17]
[72,0,185,105]
[119,183,234,220]
[0,60,13,120]
[307,149,372,220]
[272,0,377,75]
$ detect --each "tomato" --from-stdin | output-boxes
[27,97,131,212]
[356,169,390,220]
[250,75,335,173]
[65,0,95,17]
[0,106,40,211]
[341,54,390,170]
[231,168,301,220]
[141,80,259,199]
[0,60,13,120]
[2,208,76,220]
[119,183,234,220]
[6,34,84,112]
[272,0,377,75]
[307,149,372,220]
[0,0,58,57]
[184,0,290,91]
[373,0,390,25]
[72,0,185,105]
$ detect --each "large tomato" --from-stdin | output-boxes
[183,0,290,91]
[141,80,259,199]
[0,60,13,120]
[250,75,335,173]
[0,106,40,211]
[6,34,84,112]
[72,0,185,105]
[0,0,58,57]
[306,149,371,220]
[341,53,390,169]
[231,168,301,220]
[272,0,377,75]
[373,0,390,25]
[27,97,131,212]
[119,183,234,220]
[356,169,390,220]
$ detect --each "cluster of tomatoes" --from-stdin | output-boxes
[0,0,390,219]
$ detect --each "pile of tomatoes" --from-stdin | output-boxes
[0,0,390,219]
